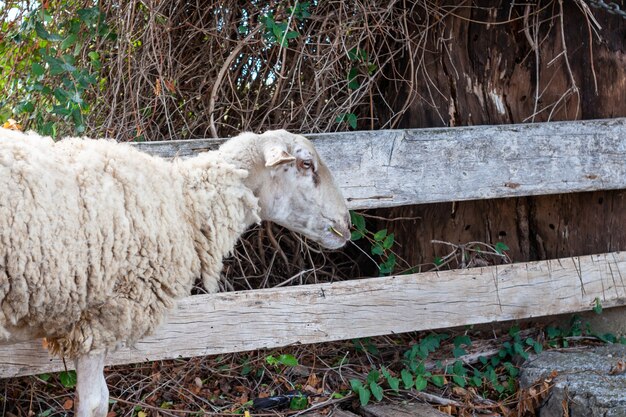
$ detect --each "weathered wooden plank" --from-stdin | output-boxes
[133,118,626,209]
[2,251,625,378]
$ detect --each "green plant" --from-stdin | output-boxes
[352,337,379,355]
[257,2,311,46]
[350,368,384,406]
[335,112,357,129]
[289,394,308,410]
[59,370,77,388]
[593,297,603,314]
[0,4,115,136]
[266,353,299,367]
[350,211,397,276]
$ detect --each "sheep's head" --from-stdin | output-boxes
[221,130,350,249]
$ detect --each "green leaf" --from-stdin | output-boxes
[348,47,359,61]
[366,369,380,385]
[59,370,77,388]
[382,233,394,249]
[494,241,510,255]
[16,101,35,114]
[276,354,298,367]
[238,25,248,35]
[454,335,472,348]
[350,230,364,241]
[533,342,543,354]
[284,30,299,39]
[348,67,359,90]
[452,375,466,387]
[38,373,51,382]
[35,22,63,41]
[452,346,467,358]
[593,297,603,315]
[503,362,519,377]
[373,229,387,241]
[431,375,445,388]
[509,325,521,338]
[31,62,45,76]
[470,375,482,387]
[370,382,383,402]
[350,378,363,392]
[371,244,384,256]
[386,376,399,392]
[546,326,561,339]
[513,342,529,360]
[350,211,365,231]
[77,7,101,26]
[160,401,173,409]
[289,396,308,410]
[347,113,357,129]
[38,409,53,417]
[452,361,467,376]
[379,255,396,276]
[401,369,414,389]
[52,105,72,116]
[60,33,78,50]
[357,386,371,407]
[414,375,427,391]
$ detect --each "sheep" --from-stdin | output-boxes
[0,127,350,417]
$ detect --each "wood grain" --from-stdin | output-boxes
[2,252,625,378]
[133,119,626,210]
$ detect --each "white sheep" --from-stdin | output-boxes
[0,127,350,417]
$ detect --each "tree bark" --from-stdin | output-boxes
[376,1,626,268]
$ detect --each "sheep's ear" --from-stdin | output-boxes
[264,145,296,167]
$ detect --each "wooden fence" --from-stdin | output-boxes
[2,118,626,378]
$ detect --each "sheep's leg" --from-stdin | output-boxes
[75,351,109,417]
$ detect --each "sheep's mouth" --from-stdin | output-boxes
[317,227,349,249]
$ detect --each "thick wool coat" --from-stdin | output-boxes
[0,129,259,357]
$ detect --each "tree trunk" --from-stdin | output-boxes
[376,1,626,268]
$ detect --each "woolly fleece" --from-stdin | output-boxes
[0,128,260,357]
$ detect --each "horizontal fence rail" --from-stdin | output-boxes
[2,118,626,378]
[134,118,626,210]
[2,252,626,378]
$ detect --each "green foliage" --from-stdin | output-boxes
[289,395,308,410]
[350,378,371,406]
[494,242,510,255]
[335,112,357,129]
[266,353,299,367]
[350,211,397,276]
[348,316,624,407]
[259,3,311,47]
[0,3,115,136]
[593,297,603,315]
[349,368,385,406]
[38,373,52,382]
[59,370,77,388]
[352,337,379,355]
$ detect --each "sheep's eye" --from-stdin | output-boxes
[298,159,313,170]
